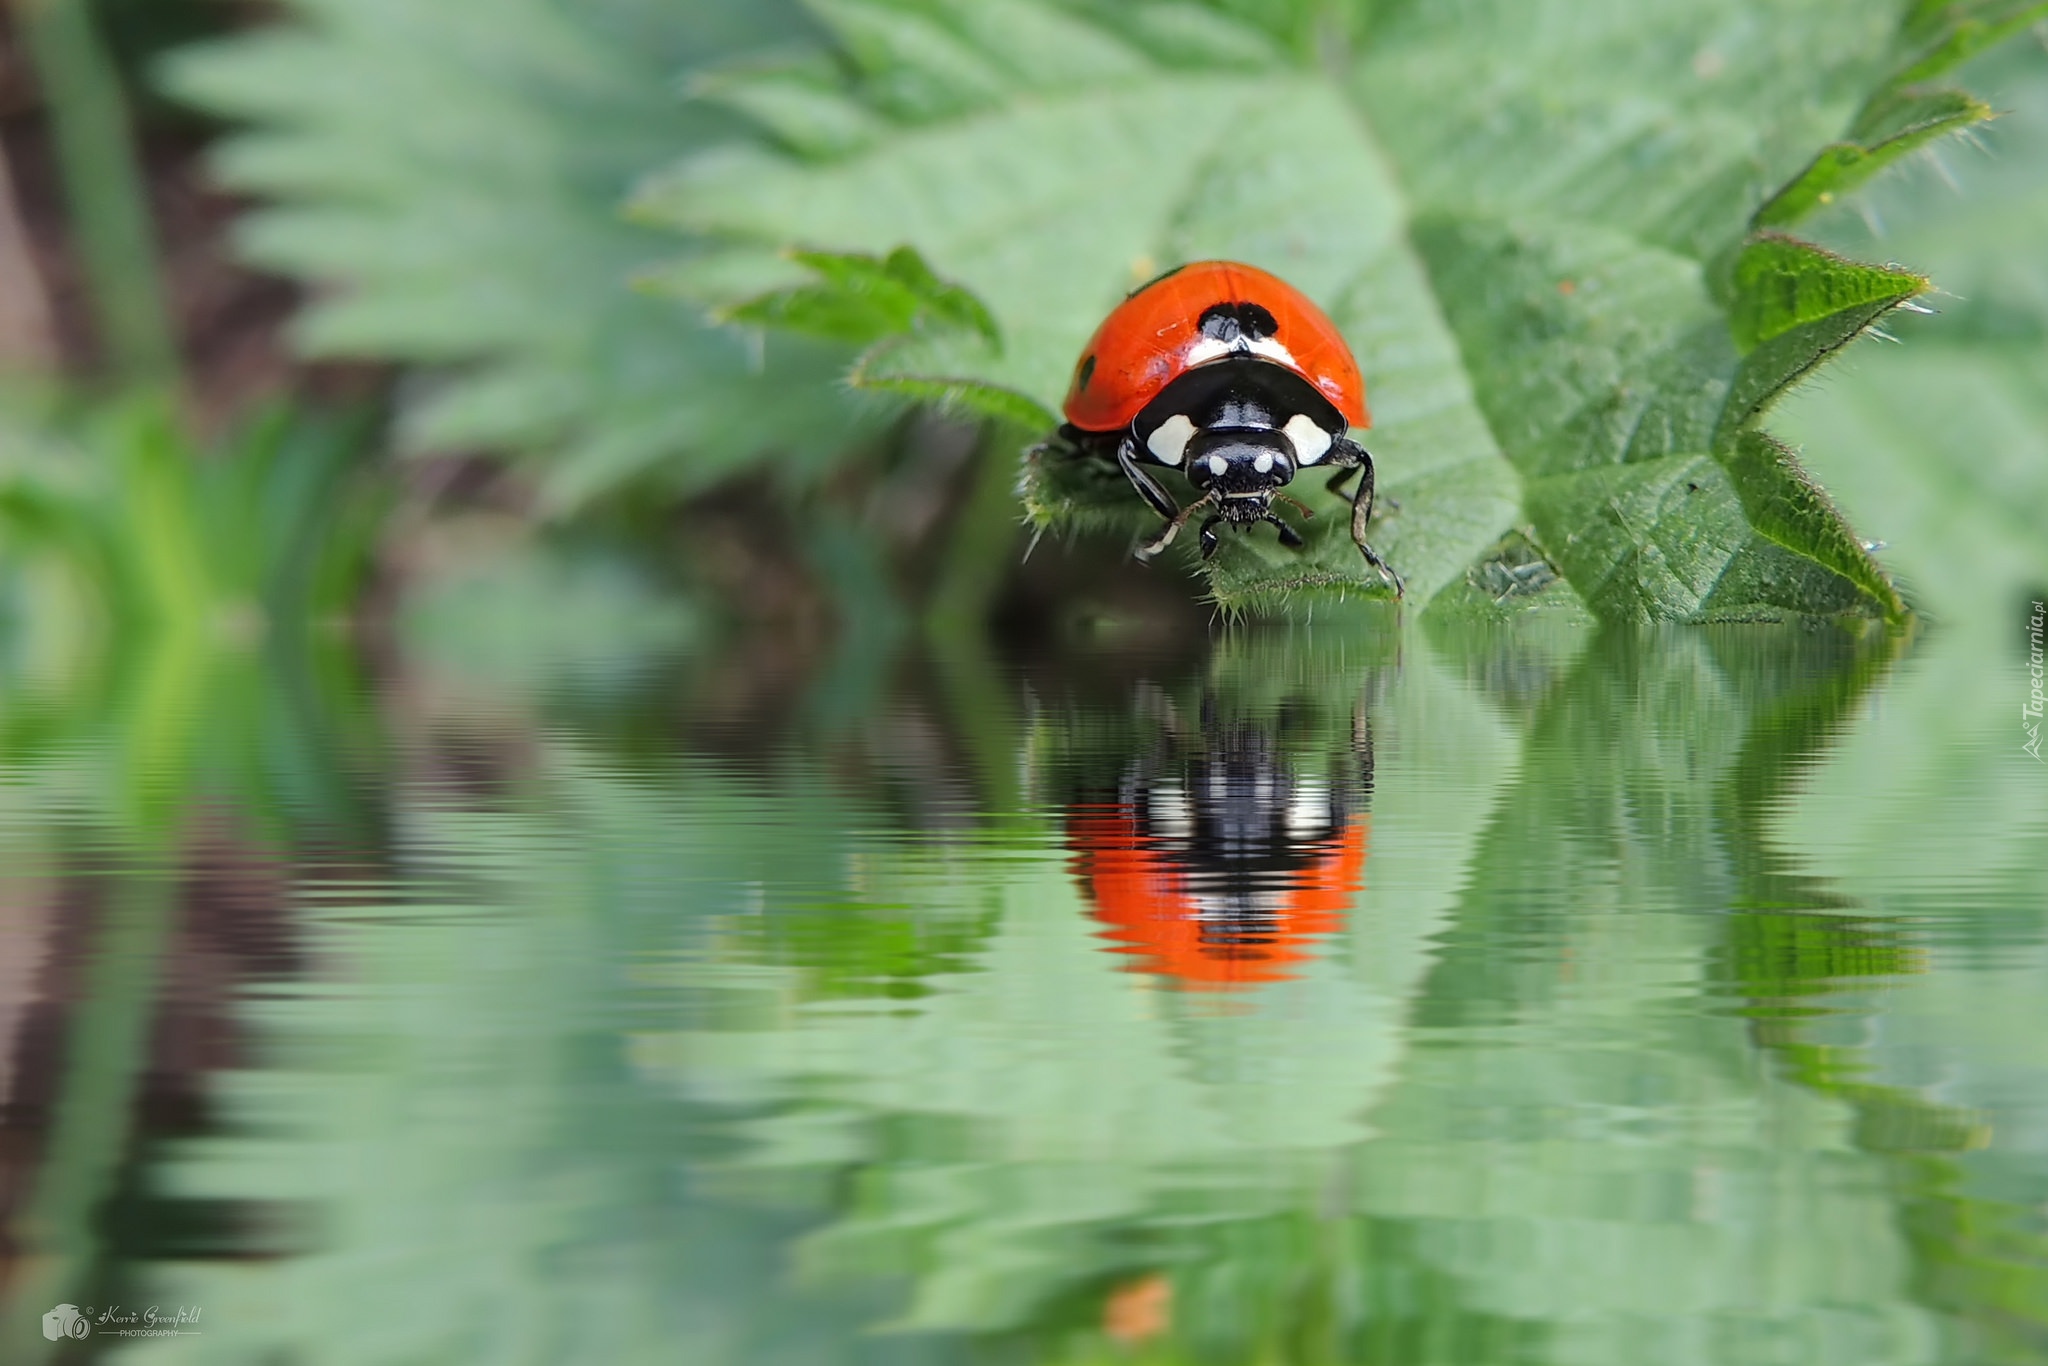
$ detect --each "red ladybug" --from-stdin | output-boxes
[1058,695,1376,991]
[1059,261,1401,593]
[1071,808,1365,990]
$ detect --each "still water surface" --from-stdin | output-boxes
[6,617,2046,1364]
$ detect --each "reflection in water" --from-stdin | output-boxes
[1062,689,1373,988]
[3,617,2048,1365]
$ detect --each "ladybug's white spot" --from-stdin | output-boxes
[1253,451,1275,475]
[1246,336,1298,368]
[1285,780,1332,838]
[1184,335,1300,370]
[1148,781,1191,838]
[1207,454,1229,477]
[1146,414,1197,465]
[1283,413,1333,465]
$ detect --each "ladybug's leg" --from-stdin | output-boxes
[1137,491,1217,560]
[1261,509,1306,550]
[1116,435,1181,525]
[1328,444,1401,516]
[1325,464,1360,503]
[1198,514,1226,559]
[1330,439,1404,597]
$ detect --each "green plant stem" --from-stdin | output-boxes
[0,867,176,1362]
[13,0,178,387]
[924,434,1030,814]
[0,139,57,370]
[923,430,1025,642]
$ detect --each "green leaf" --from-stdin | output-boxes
[687,51,890,159]
[719,246,1000,347]
[1411,220,1914,621]
[1888,0,2048,85]
[1754,88,1992,229]
[1778,39,2048,619]
[634,0,2023,618]
[1726,235,1929,352]
[160,0,893,510]
[1745,0,2048,230]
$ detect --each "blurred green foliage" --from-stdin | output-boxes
[0,392,385,834]
[0,393,388,1362]
[0,399,375,644]
[161,0,892,512]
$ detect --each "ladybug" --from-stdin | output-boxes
[1058,260,1402,594]
[1059,694,1375,991]
[1070,807,1366,990]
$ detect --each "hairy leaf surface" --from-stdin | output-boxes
[1780,39,2048,618]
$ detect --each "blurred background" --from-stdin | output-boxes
[0,1,2045,1363]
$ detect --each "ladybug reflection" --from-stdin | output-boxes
[1065,703,1372,990]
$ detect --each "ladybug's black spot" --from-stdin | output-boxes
[1198,301,1280,343]
[1075,353,1097,392]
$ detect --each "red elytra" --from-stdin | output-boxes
[1067,808,1365,991]
[1061,260,1369,434]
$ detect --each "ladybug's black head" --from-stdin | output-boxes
[1184,428,1295,520]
